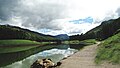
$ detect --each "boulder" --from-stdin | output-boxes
[31,58,61,68]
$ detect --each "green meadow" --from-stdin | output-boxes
[0,40,41,46]
[0,40,42,53]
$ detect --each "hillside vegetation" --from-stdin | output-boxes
[0,25,58,41]
[70,17,120,41]
[84,18,120,40]
[70,17,120,64]
[95,32,120,64]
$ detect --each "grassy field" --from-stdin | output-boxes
[95,33,120,64]
[0,45,39,53]
[63,39,97,45]
[0,40,56,53]
[0,40,41,53]
[79,39,97,45]
[0,40,41,46]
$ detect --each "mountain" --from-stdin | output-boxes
[55,34,69,41]
[70,17,120,41]
[85,17,120,40]
[0,24,58,42]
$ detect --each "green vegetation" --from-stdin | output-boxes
[95,33,120,64]
[63,40,80,44]
[79,39,97,45]
[0,46,39,53]
[69,17,120,64]
[63,39,97,45]
[0,40,41,46]
[0,40,56,53]
[0,25,58,41]
[70,17,120,41]
[0,40,41,53]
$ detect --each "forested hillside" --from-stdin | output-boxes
[0,25,58,42]
[70,17,120,41]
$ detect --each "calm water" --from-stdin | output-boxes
[0,44,83,68]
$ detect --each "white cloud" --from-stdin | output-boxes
[0,0,120,35]
[41,19,100,36]
[116,8,120,17]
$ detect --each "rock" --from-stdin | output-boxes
[56,62,62,66]
[31,58,62,68]
[30,60,45,68]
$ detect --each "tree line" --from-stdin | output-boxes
[70,17,120,41]
[0,25,59,42]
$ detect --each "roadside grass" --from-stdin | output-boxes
[0,40,41,46]
[95,33,120,64]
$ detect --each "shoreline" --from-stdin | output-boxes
[58,43,119,68]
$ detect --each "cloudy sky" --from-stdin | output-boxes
[0,0,120,35]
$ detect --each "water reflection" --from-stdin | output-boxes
[0,44,83,68]
[0,45,59,67]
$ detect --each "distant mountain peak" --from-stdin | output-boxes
[55,34,69,41]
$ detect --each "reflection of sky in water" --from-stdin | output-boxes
[38,48,77,57]
[4,48,77,68]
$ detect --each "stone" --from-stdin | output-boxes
[31,58,61,68]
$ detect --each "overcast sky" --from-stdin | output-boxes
[0,0,120,35]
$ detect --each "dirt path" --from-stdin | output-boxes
[59,42,119,68]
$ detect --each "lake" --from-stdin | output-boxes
[0,44,84,68]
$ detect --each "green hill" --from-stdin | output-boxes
[69,17,120,64]
[84,17,120,40]
[95,32,120,64]
[0,25,58,42]
[70,17,120,41]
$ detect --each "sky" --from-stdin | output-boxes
[0,0,120,36]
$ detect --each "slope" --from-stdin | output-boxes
[0,25,58,41]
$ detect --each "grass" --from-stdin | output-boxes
[0,45,39,53]
[0,40,42,53]
[63,40,80,44]
[0,39,56,53]
[0,40,41,46]
[95,33,120,64]
[79,39,97,45]
[63,39,97,45]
